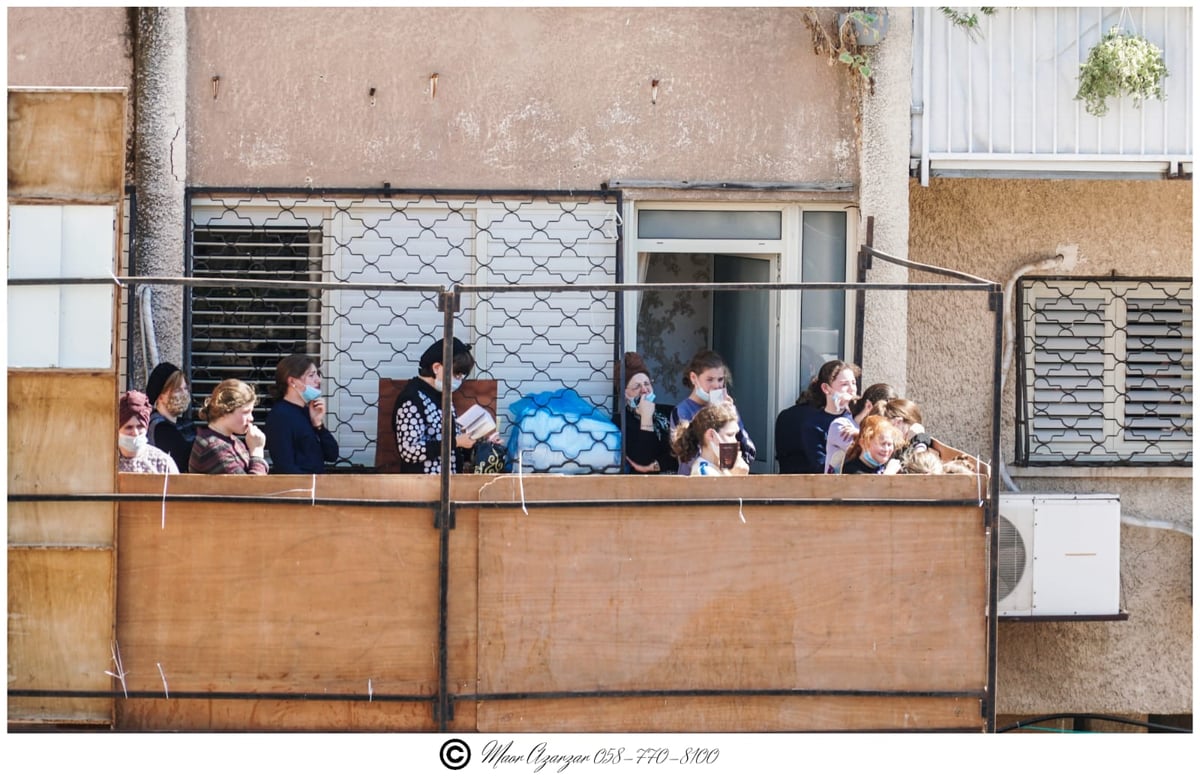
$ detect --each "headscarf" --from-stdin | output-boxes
[119,390,153,427]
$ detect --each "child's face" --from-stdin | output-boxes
[692,367,725,393]
[867,432,896,464]
[823,369,858,403]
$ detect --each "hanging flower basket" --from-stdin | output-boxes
[1075,26,1169,117]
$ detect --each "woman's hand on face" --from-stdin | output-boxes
[308,398,327,428]
[244,425,266,456]
[636,399,655,421]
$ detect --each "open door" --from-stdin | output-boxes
[713,254,773,472]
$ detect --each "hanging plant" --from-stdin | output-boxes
[1075,26,1169,117]
[801,8,881,92]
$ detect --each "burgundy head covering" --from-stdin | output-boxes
[119,390,152,427]
[617,351,652,391]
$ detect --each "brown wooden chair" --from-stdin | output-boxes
[374,378,499,472]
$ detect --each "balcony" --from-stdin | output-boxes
[912,6,1192,183]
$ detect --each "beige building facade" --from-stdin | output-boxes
[7,6,1191,729]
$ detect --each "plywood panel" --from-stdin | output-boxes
[8,547,115,724]
[117,699,442,733]
[477,695,984,732]
[476,468,988,504]
[8,89,126,201]
[8,370,117,496]
[475,475,988,726]
[114,474,480,731]
[7,502,116,547]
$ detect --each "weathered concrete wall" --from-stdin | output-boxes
[8,6,857,190]
[909,177,1193,716]
[131,7,188,380]
[7,6,133,179]
[859,7,912,395]
[7,7,131,88]
[909,177,1192,465]
[184,6,857,188]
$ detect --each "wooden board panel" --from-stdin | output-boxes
[8,547,115,724]
[116,699,442,733]
[7,370,117,497]
[114,474,479,731]
[477,506,986,696]
[7,502,115,547]
[7,89,126,201]
[477,695,984,732]
[476,468,989,503]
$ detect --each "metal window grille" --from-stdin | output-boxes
[186,190,622,469]
[188,223,324,428]
[1015,276,1193,465]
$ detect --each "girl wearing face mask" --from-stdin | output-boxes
[841,415,905,475]
[616,352,677,474]
[264,354,340,474]
[775,359,861,474]
[669,349,756,476]
[670,403,750,477]
[144,362,196,473]
[189,379,269,475]
[117,390,179,474]
[393,337,480,474]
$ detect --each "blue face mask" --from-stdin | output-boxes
[450,377,463,393]
[300,385,321,404]
[694,386,711,404]
[861,449,883,469]
[629,392,656,409]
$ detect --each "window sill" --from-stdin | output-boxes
[1007,465,1192,480]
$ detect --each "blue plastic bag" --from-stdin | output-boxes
[505,388,622,474]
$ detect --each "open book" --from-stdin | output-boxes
[457,403,497,441]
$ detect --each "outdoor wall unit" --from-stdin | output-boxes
[997,493,1121,618]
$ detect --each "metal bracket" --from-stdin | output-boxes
[434,504,456,531]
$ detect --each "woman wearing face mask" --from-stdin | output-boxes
[393,337,479,474]
[265,354,340,474]
[189,379,269,475]
[117,390,179,474]
[615,352,676,474]
[670,403,750,477]
[144,362,196,473]
[774,359,861,474]
[669,349,756,475]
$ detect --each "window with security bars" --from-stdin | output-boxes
[187,192,621,469]
[1016,277,1192,465]
[188,224,324,428]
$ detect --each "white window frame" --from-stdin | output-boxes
[621,200,858,416]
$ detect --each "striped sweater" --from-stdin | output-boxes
[188,427,269,475]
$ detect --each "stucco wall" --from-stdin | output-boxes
[183,6,857,188]
[909,177,1193,716]
[7,7,131,89]
[909,177,1192,466]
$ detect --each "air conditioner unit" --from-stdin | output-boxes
[997,493,1121,617]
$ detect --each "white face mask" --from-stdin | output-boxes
[118,433,148,455]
